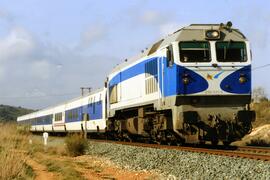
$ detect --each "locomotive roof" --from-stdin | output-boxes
[109,23,247,74]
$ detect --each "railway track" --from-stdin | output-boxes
[90,139,270,162]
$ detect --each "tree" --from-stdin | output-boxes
[252,87,268,103]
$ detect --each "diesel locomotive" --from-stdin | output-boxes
[18,22,255,145]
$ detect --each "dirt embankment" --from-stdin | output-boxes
[233,101,270,146]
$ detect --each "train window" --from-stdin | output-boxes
[55,112,62,122]
[75,109,78,119]
[166,45,174,67]
[216,42,247,62]
[109,85,118,104]
[98,94,102,104]
[90,97,93,107]
[179,42,210,62]
[93,97,96,114]
[68,111,72,119]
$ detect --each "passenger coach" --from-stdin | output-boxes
[17,88,107,133]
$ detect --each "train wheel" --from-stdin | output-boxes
[199,141,206,145]
[223,141,231,146]
[211,139,219,146]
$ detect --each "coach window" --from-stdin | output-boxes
[166,45,174,67]
[179,41,211,62]
[98,94,102,104]
[93,97,96,114]
[55,112,62,122]
[90,97,93,107]
[216,41,247,62]
[68,111,72,120]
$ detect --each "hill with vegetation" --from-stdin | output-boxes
[0,104,35,122]
[251,100,270,128]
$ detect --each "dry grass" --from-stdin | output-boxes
[233,100,270,146]
[65,134,88,157]
[0,122,35,179]
[251,100,270,127]
[246,139,270,147]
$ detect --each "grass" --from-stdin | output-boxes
[251,100,270,127]
[0,122,87,179]
[0,122,35,179]
[247,138,270,147]
[41,159,85,180]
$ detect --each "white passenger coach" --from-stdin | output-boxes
[17,88,106,133]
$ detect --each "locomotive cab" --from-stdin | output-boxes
[162,23,255,145]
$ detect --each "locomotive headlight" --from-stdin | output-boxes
[182,74,190,85]
[239,74,247,84]
[205,30,220,39]
[183,77,189,85]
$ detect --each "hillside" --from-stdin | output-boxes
[251,100,270,127]
[0,104,35,122]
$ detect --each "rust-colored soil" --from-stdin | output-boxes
[27,152,157,180]
[72,155,155,180]
[26,158,59,180]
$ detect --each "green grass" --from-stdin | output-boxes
[42,159,85,180]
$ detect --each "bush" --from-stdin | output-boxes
[65,134,88,157]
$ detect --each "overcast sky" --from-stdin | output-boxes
[0,0,269,109]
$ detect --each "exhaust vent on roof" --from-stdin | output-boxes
[147,39,164,56]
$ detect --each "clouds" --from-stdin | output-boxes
[140,11,167,25]
[137,10,186,37]
[78,24,107,49]
[159,22,187,36]
[0,25,117,108]
[0,27,35,62]
[0,9,13,23]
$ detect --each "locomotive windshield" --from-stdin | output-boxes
[216,42,247,62]
[179,42,210,63]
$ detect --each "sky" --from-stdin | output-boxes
[0,0,269,109]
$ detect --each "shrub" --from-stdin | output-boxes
[65,134,88,157]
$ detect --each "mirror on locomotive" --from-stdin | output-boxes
[166,45,174,67]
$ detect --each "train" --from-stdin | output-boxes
[17,22,255,145]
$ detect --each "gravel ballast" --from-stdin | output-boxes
[86,141,270,179]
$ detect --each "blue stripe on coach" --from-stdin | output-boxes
[65,101,103,123]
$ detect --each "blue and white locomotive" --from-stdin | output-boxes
[106,22,255,145]
[18,22,255,145]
